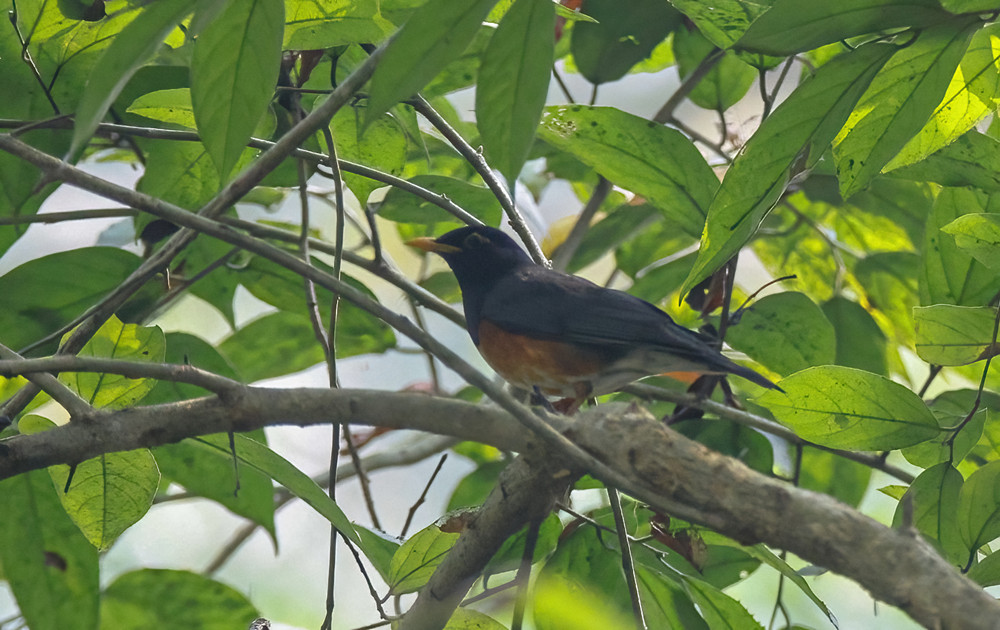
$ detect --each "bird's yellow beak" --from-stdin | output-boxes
[406,237,461,254]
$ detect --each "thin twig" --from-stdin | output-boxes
[401,454,448,538]
[653,48,725,124]
[409,95,546,265]
[0,207,135,225]
[609,487,647,630]
[511,518,542,630]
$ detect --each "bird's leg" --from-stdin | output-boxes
[552,382,593,415]
[531,386,557,413]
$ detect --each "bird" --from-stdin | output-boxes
[409,225,780,412]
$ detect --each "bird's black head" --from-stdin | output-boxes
[408,225,533,290]
[408,226,535,338]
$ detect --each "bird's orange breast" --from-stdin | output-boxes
[476,320,605,395]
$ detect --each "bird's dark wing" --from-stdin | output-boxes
[481,267,715,363]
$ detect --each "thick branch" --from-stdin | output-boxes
[1,390,994,630]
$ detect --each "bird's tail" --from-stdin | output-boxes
[717,358,783,392]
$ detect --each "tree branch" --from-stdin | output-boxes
[0,391,994,630]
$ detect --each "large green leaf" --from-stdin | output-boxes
[218,434,361,546]
[540,105,718,237]
[59,315,165,409]
[891,130,1000,192]
[958,460,1000,551]
[680,43,894,296]
[220,311,327,382]
[904,389,994,468]
[833,19,979,198]
[920,188,1000,306]
[154,434,277,540]
[821,296,888,376]
[49,449,160,551]
[670,0,772,49]
[388,518,461,594]
[191,0,284,180]
[0,470,99,630]
[570,0,680,85]
[942,212,1000,273]
[885,24,1000,172]
[332,102,409,204]
[476,0,554,186]
[378,174,503,226]
[673,26,755,111]
[100,570,258,629]
[366,0,498,122]
[736,0,952,55]
[758,366,939,450]
[0,248,141,351]
[893,463,968,567]
[726,292,836,376]
[69,0,196,157]
[283,0,393,49]
[914,305,999,366]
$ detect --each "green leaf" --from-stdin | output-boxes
[476,0,555,186]
[366,0,498,122]
[958,460,1000,551]
[220,434,362,546]
[736,0,952,55]
[673,26,756,111]
[833,19,979,198]
[570,0,680,85]
[885,24,1000,172]
[60,315,166,409]
[914,305,999,366]
[354,525,402,583]
[821,297,888,376]
[856,252,922,344]
[154,433,277,540]
[126,88,196,129]
[677,573,763,629]
[567,203,660,273]
[69,0,195,157]
[890,130,1000,192]
[388,518,462,594]
[968,549,1000,587]
[100,569,258,629]
[893,463,968,567]
[0,470,99,630]
[942,212,1000,273]
[144,333,240,404]
[758,365,940,450]
[0,248,141,351]
[535,525,650,630]
[49,449,160,551]
[904,389,993,468]
[444,609,506,629]
[378,175,503,226]
[191,0,285,180]
[706,533,835,625]
[670,0,772,49]
[920,188,1000,306]
[799,447,871,507]
[680,43,894,296]
[220,311,327,382]
[540,105,719,237]
[484,513,561,579]
[332,103,409,204]
[448,461,507,511]
[136,140,224,210]
[677,419,773,475]
[727,292,836,376]
[283,0,393,49]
